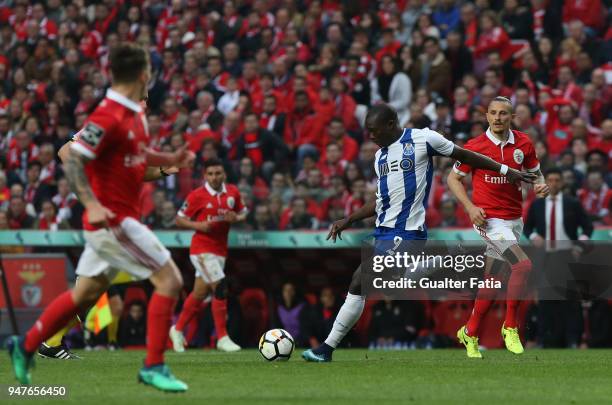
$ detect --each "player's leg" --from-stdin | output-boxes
[210,277,241,352]
[170,276,210,352]
[500,243,532,354]
[7,275,109,384]
[302,265,366,362]
[458,257,507,358]
[138,258,188,391]
[38,317,81,359]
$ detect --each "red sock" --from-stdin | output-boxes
[145,293,176,367]
[465,299,494,337]
[211,298,228,339]
[465,274,503,336]
[175,293,203,332]
[24,291,79,353]
[505,259,532,328]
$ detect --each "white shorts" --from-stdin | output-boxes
[76,217,171,281]
[190,253,226,284]
[474,218,523,260]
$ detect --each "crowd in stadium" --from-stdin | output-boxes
[0,0,610,232]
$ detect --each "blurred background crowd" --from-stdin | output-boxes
[0,0,610,232]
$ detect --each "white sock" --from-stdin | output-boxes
[324,293,365,348]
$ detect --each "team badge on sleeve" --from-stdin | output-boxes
[513,149,524,164]
[80,123,105,148]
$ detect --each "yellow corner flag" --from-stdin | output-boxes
[85,293,112,334]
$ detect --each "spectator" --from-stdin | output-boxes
[24,161,54,213]
[369,299,425,348]
[0,171,9,206]
[372,54,412,127]
[577,170,612,224]
[445,31,473,90]
[7,196,34,229]
[237,112,288,177]
[280,197,319,230]
[248,203,277,231]
[237,157,269,201]
[500,0,533,41]
[144,190,167,228]
[35,200,70,230]
[274,282,308,346]
[119,300,147,347]
[302,287,339,348]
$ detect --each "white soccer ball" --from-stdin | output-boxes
[258,328,295,361]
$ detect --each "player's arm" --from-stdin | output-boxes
[64,150,115,227]
[143,166,180,181]
[175,196,211,232]
[175,215,211,233]
[446,170,487,228]
[145,144,195,168]
[327,199,376,243]
[450,146,537,185]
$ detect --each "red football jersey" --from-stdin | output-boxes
[454,129,540,220]
[70,89,149,231]
[178,182,246,256]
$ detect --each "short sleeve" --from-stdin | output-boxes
[233,189,248,215]
[425,128,455,157]
[523,141,540,172]
[70,108,117,160]
[177,191,200,219]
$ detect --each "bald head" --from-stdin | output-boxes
[365,104,398,127]
[365,104,401,147]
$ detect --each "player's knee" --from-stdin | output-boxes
[349,268,362,295]
[214,278,227,300]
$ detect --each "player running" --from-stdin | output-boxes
[169,158,247,352]
[448,96,548,358]
[6,44,193,392]
[302,103,537,362]
[38,100,181,360]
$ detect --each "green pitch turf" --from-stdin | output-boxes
[2,349,612,404]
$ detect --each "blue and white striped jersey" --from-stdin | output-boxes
[374,128,455,232]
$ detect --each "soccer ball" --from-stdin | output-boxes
[258,328,295,361]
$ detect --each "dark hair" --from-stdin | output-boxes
[203,158,224,170]
[109,44,148,83]
[329,117,344,126]
[545,167,562,178]
[424,36,439,46]
[28,160,42,171]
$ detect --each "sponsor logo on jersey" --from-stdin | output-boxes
[379,158,415,175]
[484,174,509,184]
[80,123,105,148]
[513,149,524,164]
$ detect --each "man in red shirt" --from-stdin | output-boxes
[7,44,193,392]
[448,97,549,358]
[170,158,247,353]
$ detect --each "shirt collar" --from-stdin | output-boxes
[547,193,561,202]
[205,182,227,196]
[485,128,514,145]
[106,89,143,113]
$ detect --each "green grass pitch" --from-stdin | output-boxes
[3,349,612,404]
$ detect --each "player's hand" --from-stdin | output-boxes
[534,183,550,198]
[506,168,538,185]
[172,145,196,168]
[86,202,116,228]
[467,205,487,228]
[327,218,351,243]
[196,221,211,233]
[224,211,238,223]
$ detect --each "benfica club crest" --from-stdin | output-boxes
[19,270,44,307]
[227,196,236,209]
